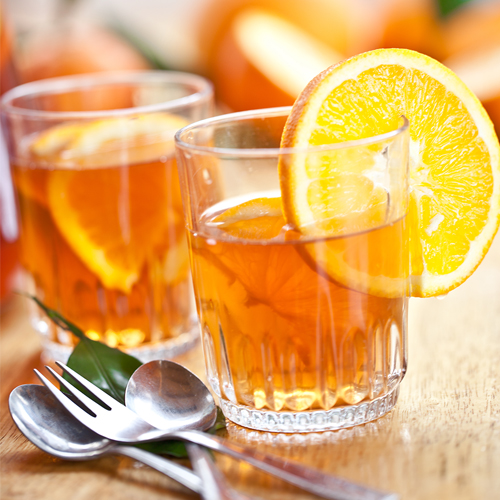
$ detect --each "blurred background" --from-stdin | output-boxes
[1,0,500,306]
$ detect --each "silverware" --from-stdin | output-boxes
[126,361,256,500]
[36,361,398,500]
[8,384,201,492]
[11,384,254,500]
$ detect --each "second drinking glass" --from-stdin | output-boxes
[1,71,213,362]
[175,107,410,432]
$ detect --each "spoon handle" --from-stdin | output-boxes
[172,430,398,500]
[113,444,202,493]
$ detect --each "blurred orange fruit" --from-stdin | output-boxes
[196,0,381,111]
[279,48,500,298]
[19,24,150,83]
[441,1,500,136]
[211,8,343,110]
[17,24,152,112]
[196,0,370,65]
[441,0,500,59]
[445,46,500,137]
[379,0,445,60]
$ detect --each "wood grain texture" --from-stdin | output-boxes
[1,236,499,500]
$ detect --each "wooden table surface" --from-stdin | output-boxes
[1,237,500,500]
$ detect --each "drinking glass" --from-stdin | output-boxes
[175,107,409,432]
[1,71,213,362]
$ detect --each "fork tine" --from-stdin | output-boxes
[44,365,110,417]
[33,369,99,430]
[55,361,123,410]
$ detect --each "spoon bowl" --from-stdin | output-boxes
[126,360,217,432]
[9,384,114,460]
[126,360,243,499]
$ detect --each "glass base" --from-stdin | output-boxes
[39,321,200,364]
[219,386,400,433]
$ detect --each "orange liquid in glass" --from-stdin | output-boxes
[189,199,408,412]
[12,146,191,348]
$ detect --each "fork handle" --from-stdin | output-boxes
[111,444,202,493]
[170,430,398,500]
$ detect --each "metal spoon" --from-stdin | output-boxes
[126,360,397,500]
[9,384,202,493]
[125,360,250,500]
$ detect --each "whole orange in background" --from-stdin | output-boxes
[445,47,500,137]
[379,0,445,60]
[209,8,344,111]
[442,1,500,135]
[441,0,500,59]
[19,24,151,84]
[16,24,153,112]
[194,0,382,111]
[195,0,377,68]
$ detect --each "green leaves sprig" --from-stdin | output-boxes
[30,296,225,458]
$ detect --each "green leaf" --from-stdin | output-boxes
[26,294,142,404]
[66,338,142,404]
[28,296,226,458]
[436,0,473,18]
[136,439,188,457]
[27,295,86,340]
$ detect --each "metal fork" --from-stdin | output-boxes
[33,366,252,500]
[35,362,398,500]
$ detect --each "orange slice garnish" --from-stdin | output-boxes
[279,48,500,297]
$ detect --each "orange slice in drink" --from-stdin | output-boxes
[279,48,500,297]
[34,113,188,168]
[32,113,188,293]
[199,196,324,326]
[11,123,86,207]
[211,196,285,240]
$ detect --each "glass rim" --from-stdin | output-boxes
[175,106,409,158]
[0,70,213,119]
